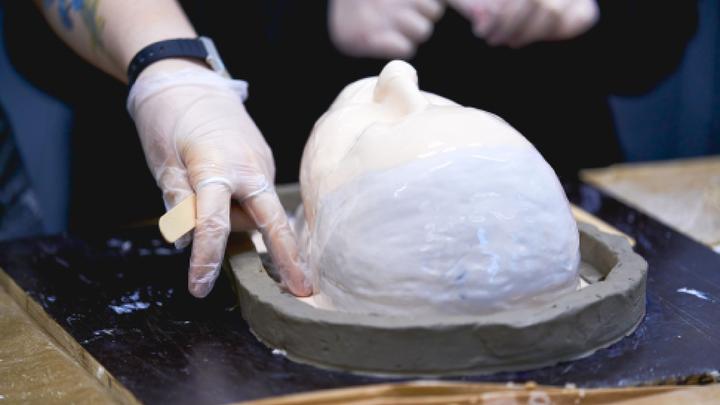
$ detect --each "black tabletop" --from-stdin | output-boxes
[1,183,719,404]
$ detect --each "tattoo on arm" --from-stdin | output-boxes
[44,0,105,50]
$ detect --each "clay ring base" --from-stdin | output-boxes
[226,221,647,377]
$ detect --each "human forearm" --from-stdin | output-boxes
[36,0,197,82]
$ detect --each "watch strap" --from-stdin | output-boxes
[127,38,209,87]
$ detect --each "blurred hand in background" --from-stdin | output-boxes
[329,0,445,59]
[447,0,599,48]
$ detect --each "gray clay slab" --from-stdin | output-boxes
[229,187,648,375]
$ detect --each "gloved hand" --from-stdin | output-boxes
[127,62,311,298]
[329,0,445,59]
[447,0,599,48]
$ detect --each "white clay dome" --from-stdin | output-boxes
[296,60,580,316]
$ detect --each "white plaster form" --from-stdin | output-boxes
[296,61,580,316]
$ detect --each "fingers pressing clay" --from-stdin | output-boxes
[243,191,312,297]
[131,66,306,299]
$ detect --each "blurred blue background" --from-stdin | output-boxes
[0,5,71,234]
[610,0,720,161]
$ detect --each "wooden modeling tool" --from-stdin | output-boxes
[158,195,196,243]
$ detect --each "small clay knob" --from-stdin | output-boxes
[373,60,428,115]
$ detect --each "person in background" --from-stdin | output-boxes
[28,0,309,298]
[327,0,698,178]
[0,0,697,299]
[330,0,599,58]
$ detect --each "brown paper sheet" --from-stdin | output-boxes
[240,381,720,405]
[0,269,139,404]
[582,156,720,250]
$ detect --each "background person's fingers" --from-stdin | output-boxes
[487,0,537,46]
[395,9,435,43]
[554,0,598,40]
[508,6,556,47]
[187,181,232,298]
[243,191,311,296]
[481,0,519,44]
[415,0,445,21]
[367,30,416,59]
[446,0,480,21]
[471,0,503,38]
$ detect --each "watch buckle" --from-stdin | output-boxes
[199,36,230,79]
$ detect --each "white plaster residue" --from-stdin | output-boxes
[109,290,151,314]
[677,287,713,301]
[528,390,551,405]
[480,391,520,403]
[93,329,115,337]
[109,302,150,314]
[0,394,5,400]
[96,366,106,380]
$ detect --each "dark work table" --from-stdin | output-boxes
[1,183,719,404]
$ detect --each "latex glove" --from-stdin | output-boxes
[127,63,311,298]
[447,0,599,48]
[329,0,445,59]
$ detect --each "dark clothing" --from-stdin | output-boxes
[0,106,44,240]
[0,0,44,240]
[183,0,699,179]
[3,0,698,230]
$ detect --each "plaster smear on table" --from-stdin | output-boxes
[677,287,713,302]
[293,60,580,316]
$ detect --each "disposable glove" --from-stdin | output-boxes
[447,0,599,48]
[127,65,311,298]
[329,0,445,59]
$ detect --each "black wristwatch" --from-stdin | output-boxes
[127,36,230,88]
